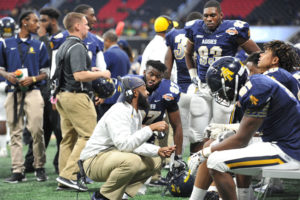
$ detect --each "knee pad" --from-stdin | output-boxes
[190,96,210,117]
[207,151,230,173]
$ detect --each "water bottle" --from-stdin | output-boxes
[15,69,28,92]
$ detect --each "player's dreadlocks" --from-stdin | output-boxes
[264,40,300,72]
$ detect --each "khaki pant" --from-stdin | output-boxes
[56,92,96,180]
[5,90,45,173]
[84,149,162,200]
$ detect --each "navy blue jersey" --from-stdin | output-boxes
[0,34,49,86]
[292,70,300,82]
[104,45,130,104]
[264,68,300,101]
[50,31,104,67]
[165,28,191,92]
[239,74,300,161]
[139,77,181,124]
[185,19,250,82]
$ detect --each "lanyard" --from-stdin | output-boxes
[17,41,30,67]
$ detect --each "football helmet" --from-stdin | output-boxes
[92,78,116,98]
[0,17,16,38]
[166,166,195,197]
[206,56,248,106]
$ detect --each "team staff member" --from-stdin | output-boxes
[97,30,130,119]
[24,7,63,174]
[80,77,175,200]
[0,11,49,182]
[55,12,110,191]
[139,15,177,75]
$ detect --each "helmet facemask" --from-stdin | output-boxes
[210,74,239,107]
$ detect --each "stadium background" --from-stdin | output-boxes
[0,0,300,56]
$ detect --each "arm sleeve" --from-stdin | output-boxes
[69,43,88,73]
[39,42,50,73]
[233,20,250,41]
[106,107,158,156]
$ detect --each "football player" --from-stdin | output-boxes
[165,12,202,154]
[129,60,184,183]
[184,0,260,151]
[189,56,300,200]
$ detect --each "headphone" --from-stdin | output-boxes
[161,15,173,30]
[118,76,134,103]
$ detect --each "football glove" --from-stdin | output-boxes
[188,147,212,176]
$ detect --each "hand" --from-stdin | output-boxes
[149,121,168,132]
[19,76,34,87]
[94,96,105,105]
[6,72,17,85]
[100,70,111,79]
[158,146,176,158]
[188,151,206,176]
[204,123,239,140]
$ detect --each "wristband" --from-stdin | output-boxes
[202,146,212,158]
[32,76,37,83]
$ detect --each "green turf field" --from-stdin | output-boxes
[0,139,189,200]
[1,139,300,200]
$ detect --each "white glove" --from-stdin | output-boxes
[188,147,212,176]
[204,123,240,140]
[189,68,200,87]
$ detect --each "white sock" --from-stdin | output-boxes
[237,187,250,200]
[0,135,7,148]
[208,185,218,192]
[190,186,207,200]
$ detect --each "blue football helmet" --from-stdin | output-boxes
[92,78,116,98]
[0,17,16,38]
[206,56,248,106]
[166,167,195,197]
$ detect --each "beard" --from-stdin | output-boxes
[137,93,149,111]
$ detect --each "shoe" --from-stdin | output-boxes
[0,147,7,157]
[24,165,35,173]
[4,173,27,183]
[204,191,219,200]
[91,191,109,200]
[56,185,74,191]
[35,168,48,181]
[56,176,88,192]
[148,177,167,187]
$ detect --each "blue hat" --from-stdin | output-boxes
[117,39,129,48]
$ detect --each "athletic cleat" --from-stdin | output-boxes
[4,173,27,183]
